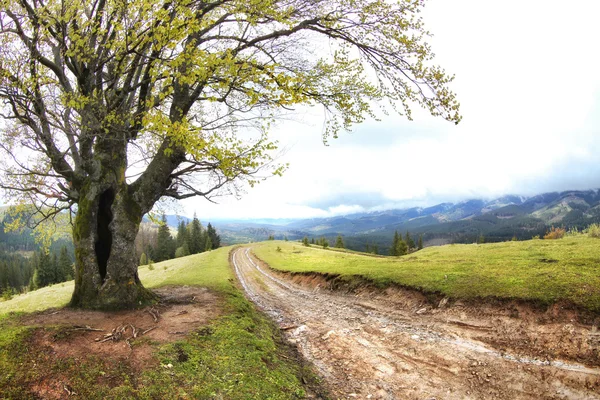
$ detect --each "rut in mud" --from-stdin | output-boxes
[232,247,600,400]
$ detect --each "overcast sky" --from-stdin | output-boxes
[181,0,600,220]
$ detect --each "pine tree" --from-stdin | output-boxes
[322,238,329,249]
[335,234,344,249]
[365,243,371,253]
[176,220,189,248]
[302,236,309,246]
[310,238,315,244]
[35,250,53,288]
[371,244,379,254]
[50,252,59,284]
[189,214,203,254]
[405,231,415,250]
[182,242,190,256]
[156,214,176,261]
[139,252,148,266]
[390,231,400,256]
[206,223,221,248]
[205,235,213,252]
[58,246,72,281]
[417,235,423,250]
[396,239,407,256]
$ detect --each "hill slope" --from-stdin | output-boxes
[252,236,600,312]
[0,247,318,399]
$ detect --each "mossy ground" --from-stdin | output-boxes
[254,235,600,312]
[0,247,320,399]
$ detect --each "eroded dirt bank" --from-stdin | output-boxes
[232,247,600,400]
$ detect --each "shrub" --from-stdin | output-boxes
[148,261,155,271]
[2,288,14,301]
[276,246,282,252]
[543,226,565,240]
[586,223,600,238]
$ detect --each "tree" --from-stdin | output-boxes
[176,220,189,248]
[0,0,459,309]
[206,223,220,249]
[395,240,407,256]
[155,214,176,262]
[390,231,400,256]
[335,234,344,249]
[204,235,213,252]
[189,214,203,254]
[58,246,73,281]
[371,244,379,255]
[139,253,148,266]
[302,236,309,247]
[417,235,423,250]
[405,232,415,251]
[35,250,53,288]
[322,239,329,249]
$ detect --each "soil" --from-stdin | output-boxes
[18,286,223,399]
[233,247,600,400]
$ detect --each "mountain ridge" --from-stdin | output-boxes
[210,189,600,249]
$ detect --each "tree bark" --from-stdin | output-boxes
[69,181,154,309]
[69,136,158,309]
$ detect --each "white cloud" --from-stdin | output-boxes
[182,0,600,220]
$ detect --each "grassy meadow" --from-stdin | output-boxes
[253,236,600,312]
[0,247,315,399]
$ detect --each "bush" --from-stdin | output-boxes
[276,246,282,252]
[148,261,155,271]
[544,226,565,240]
[586,223,600,238]
[2,288,14,301]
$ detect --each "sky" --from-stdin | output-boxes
[183,0,600,220]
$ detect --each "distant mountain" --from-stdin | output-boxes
[210,189,600,251]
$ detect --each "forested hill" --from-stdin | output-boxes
[213,189,600,250]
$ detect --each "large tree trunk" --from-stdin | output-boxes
[70,181,154,309]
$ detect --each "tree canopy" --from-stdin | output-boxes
[0,0,460,219]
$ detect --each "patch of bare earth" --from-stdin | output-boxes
[233,247,600,400]
[19,286,223,399]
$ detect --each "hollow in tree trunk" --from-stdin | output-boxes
[69,183,155,309]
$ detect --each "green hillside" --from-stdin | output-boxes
[253,236,600,312]
[0,247,315,399]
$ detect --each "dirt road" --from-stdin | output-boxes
[232,247,600,400]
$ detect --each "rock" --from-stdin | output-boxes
[438,298,449,308]
[411,334,420,340]
[292,325,308,336]
[416,307,428,315]
[322,330,336,340]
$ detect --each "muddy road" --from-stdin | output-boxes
[232,247,600,400]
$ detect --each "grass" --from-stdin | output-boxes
[253,236,600,312]
[0,246,316,399]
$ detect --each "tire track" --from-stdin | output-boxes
[232,247,600,400]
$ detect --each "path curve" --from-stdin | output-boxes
[232,247,600,399]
